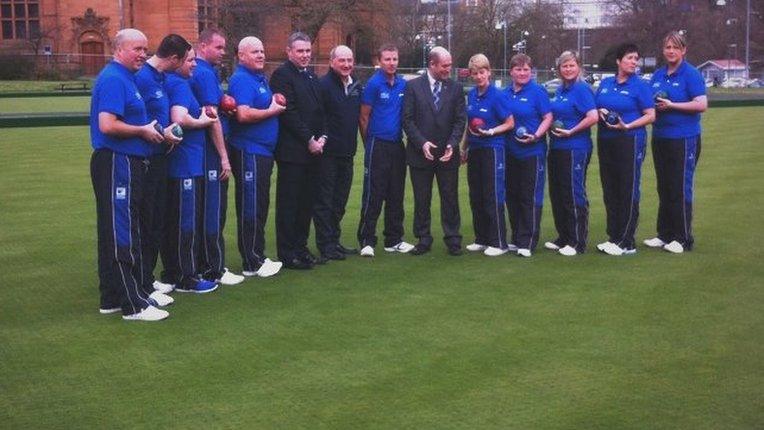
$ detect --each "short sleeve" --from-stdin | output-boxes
[574,84,596,114]
[493,91,513,121]
[190,68,221,106]
[361,78,376,106]
[229,75,256,107]
[167,78,193,109]
[687,68,707,99]
[97,76,127,117]
[636,80,655,111]
[535,85,552,115]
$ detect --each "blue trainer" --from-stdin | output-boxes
[175,279,218,294]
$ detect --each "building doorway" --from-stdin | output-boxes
[80,38,105,76]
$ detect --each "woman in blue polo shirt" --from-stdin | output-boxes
[595,43,655,256]
[505,53,553,257]
[645,31,707,254]
[462,54,515,257]
[161,49,219,294]
[547,51,598,256]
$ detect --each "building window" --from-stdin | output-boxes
[197,0,220,32]
[0,0,39,40]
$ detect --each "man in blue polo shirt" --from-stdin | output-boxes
[135,34,189,301]
[227,36,284,278]
[190,28,243,285]
[90,29,168,321]
[356,44,414,257]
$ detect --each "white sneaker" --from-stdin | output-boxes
[517,248,532,257]
[558,245,577,256]
[149,290,174,307]
[466,243,488,252]
[255,258,283,277]
[643,237,666,248]
[360,245,375,257]
[122,306,169,322]
[99,307,121,315]
[663,241,684,254]
[506,243,518,252]
[218,268,245,285]
[484,246,508,256]
[600,242,624,256]
[544,241,560,250]
[384,241,415,253]
[152,280,174,294]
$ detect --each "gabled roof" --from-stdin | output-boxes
[698,59,747,70]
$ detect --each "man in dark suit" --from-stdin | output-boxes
[270,32,327,269]
[403,46,466,255]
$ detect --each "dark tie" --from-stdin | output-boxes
[433,80,442,110]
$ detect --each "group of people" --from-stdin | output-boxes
[90,28,706,322]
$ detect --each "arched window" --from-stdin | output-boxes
[0,0,39,40]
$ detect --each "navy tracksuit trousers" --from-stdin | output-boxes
[548,149,591,252]
[160,176,203,289]
[199,139,228,281]
[467,146,507,249]
[506,153,545,250]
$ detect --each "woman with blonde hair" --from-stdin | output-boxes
[462,53,515,256]
[546,51,598,256]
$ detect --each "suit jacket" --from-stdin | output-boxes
[270,60,327,164]
[403,75,466,169]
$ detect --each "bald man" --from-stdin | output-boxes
[315,45,363,260]
[227,36,285,277]
[90,29,169,321]
[403,46,466,256]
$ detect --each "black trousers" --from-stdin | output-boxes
[91,149,153,315]
[506,153,545,250]
[548,148,591,252]
[652,136,701,249]
[597,135,646,250]
[276,159,320,261]
[314,155,353,254]
[199,140,228,281]
[357,138,406,248]
[231,148,274,271]
[139,153,167,293]
[409,164,461,248]
[467,146,507,249]
[160,176,203,289]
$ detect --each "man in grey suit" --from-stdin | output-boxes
[403,46,466,256]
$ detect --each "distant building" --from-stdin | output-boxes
[698,59,749,81]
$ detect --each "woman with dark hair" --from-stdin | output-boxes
[645,31,707,254]
[594,43,655,256]
[504,53,553,257]
[546,51,598,256]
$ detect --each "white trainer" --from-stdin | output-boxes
[517,248,532,257]
[544,241,560,250]
[149,290,174,307]
[663,241,684,254]
[384,241,415,253]
[256,258,283,277]
[152,280,174,294]
[360,245,375,257]
[466,243,488,252]
[643,237,666,248]
[218,268,245,285]
[122,306,169,322]
[484,246,508,257]
[558,245,577,256]
[600,242,624,256]
[99,307,121,315]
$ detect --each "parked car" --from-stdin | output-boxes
[543,78,562,92]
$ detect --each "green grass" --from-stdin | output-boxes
[0,79,92,93]
[1,108,763,429]
[0,97,90,114]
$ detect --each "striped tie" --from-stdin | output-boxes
[433,80,442,110]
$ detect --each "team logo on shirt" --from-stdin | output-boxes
[398,93,404,97]
[183,179,193,190]
[479,108,488,113]
[652,83,661,88]
[520,97,528,102]
[208,170,218,181]
[601,88,609,94]
[245,171,254,181]
[380,92,390,99]
[620,90,630,95]
[155,89,164,98]
[135,91,143,100]
[672,82,680,87]
[115,187,127,200]
[259,87,267,94]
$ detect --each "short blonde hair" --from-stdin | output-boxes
[468,53,490,72]
[663,31,687,49]
[556,50,584,81]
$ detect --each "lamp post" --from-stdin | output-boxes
[495,20,508,81]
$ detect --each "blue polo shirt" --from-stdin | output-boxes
[165,72,204,178]
[505,80,551,159]
[228,65,278,156]
[190,57,229,136]
[362,69,406,142]
[466,85,512,149]
[650,61,706,139]
[549,81,596,151]
[135,62,169,155]
[595,74,654,139]
[90,60,152,157]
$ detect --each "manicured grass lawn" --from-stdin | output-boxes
[1,108,762,429]
[0,79,92,93]
[0,96,90,114]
